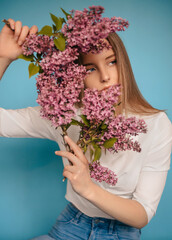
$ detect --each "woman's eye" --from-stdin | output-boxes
[109,60,117,65]
[86,67,96,73]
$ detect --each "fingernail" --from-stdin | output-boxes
[14,36,18,41]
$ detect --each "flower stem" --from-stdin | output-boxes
[60,125,73,182]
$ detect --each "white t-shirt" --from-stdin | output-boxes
[0,106,172,223]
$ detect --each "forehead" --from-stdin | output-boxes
[81,47,115,64]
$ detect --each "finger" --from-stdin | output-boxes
[64,164,76,173]
[29,25,38,34]
[14,20,22,41]
[55,151,79,166]
[1,18,15,33]
[7,18,15,30]
[64,136,87,163]
[63,170,73,181]
[17,25,30,46]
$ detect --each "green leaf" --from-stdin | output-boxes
[38,66,44,74]
[90,148,94,161]
[38,25,53,36]
[61,8,72,20]
[93,147,101,162]
[80,115,90,127]
[28,63,40,78]
[50,13,63,31]
[100,123,107,130]
[103,138,117,149]
[92,142,98,149]
[65,123,70,130]
[56,18,63,31]
[60,17,66,24]
[54,36,66,51]
[70,119,83,127]
[50,13,59,25]
[18,54,34,61]
[92,138,102,143]
[83,145,87,153]
[52,24,57,33]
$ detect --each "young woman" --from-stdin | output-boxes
[0,18,172,240]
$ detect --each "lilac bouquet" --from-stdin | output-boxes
[20,6,128,131]
[74,85,147,185]
[18,6,147,186]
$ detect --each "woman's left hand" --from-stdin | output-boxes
[55,135,95,199]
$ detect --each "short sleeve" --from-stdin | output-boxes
[0,106,59,142]
[142,112,172,172]
[132,112,172,223]
[132,171,168,223]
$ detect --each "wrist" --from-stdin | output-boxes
[82,181,97,200]
[0,57,13,80]
[0,57,13,66]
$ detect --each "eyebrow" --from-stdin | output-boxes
[83,54,115,67]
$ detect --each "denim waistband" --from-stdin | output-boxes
[67,202,130,232]
[49,202,141,239]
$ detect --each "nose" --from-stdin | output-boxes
[100,67,110,83]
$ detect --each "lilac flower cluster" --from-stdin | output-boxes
[36,62,86,127]
[39,47,80,74]
[82,85,121,123]
[89,162,118,186]
[102,115,147,152]
[22,37,87,127]
[21,5,128,128]
[81,85,147,185]
[81,86,147,153]
[22,34,54,56]
[62,6,129,53]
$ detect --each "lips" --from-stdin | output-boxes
[101,86,111,91]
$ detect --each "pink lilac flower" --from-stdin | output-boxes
[36,62,86,127]
[39,47,80,75]
[22,34,54,56]
[62,6,129,53]
[82,84,121,123]
[89,161,118,186]
[102,115,147,152]
[81,86,147,153]
[21,5,128,129]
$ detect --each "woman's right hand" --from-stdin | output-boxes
[0,18,38,62]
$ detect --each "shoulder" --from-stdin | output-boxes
[127,111,172,137]
[143,112,172,136]
[141,112,172,171]
[129,111,172,153]
[143,112,172,159]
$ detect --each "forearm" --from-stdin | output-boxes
[86,183,148,229]
[0,57,12,80]
[56,136,149,228]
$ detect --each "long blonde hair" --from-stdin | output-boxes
[107,32,163,115]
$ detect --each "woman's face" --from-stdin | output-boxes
[82,46,118,91]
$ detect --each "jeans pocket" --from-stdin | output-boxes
[48,206,82,239]
[55,205,77,225]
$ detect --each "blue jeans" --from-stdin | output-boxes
[31,202,141,240]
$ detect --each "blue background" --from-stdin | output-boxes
[0,0,172,239]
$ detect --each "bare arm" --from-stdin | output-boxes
[0,57,12,80]
[0,19,38,80]
[85,181,148,229]
[55,135,148,229]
